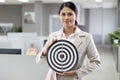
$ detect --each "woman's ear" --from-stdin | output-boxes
[75,14,78,20]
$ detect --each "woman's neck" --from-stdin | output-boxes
[63,26,76,38]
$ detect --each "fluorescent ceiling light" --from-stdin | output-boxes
[17,0,29,2]
[95,0,102,3]
[63,0,71,2]
[0,0,5,2]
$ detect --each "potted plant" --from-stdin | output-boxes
[109,28,120,46]
[13,26,22,32]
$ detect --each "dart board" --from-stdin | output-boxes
[46,39,78,73]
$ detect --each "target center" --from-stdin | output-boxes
[60,54,64,59]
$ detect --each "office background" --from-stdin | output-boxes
[0,0,119,80]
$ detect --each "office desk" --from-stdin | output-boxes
[0,49,21,55]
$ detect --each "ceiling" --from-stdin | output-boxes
[0,0,118,8]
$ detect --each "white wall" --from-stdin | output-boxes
[42,3,61,36]
[0,5,22,27]
[89,8,117,46]
[89,8,117,35]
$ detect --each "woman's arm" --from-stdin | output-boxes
[56,71,77,76]
[75,34,101,78]
[36,37,58,64]
[36,42,48,64]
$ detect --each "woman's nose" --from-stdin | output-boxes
[65,15,69,19]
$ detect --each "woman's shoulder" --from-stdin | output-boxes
[77,25,91,36]
[49,30,61,38]
[51,31,60,35]
[78,30,93,43]
[79,30,92,37]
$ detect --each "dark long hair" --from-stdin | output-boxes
[58,2,78,25]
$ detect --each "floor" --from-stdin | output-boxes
[84,47,120,80]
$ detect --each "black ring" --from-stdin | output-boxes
[47,39,78,73]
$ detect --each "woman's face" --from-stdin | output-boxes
[59,7,77,27]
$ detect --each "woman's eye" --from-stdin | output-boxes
[61,13,65,16]
[68,13,73,16]
[61,13,73,16]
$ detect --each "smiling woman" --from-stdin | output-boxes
[36,1,101,80]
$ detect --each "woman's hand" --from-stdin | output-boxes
[56,71,77,76]
[41,38,58,57]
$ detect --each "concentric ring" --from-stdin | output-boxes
[46,39,78,73]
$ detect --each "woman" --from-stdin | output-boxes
[36,2,101,80]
